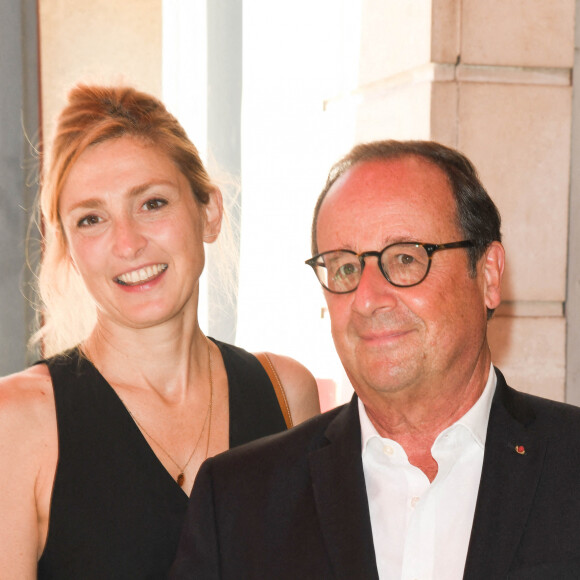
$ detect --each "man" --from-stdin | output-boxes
[171,141,580,579]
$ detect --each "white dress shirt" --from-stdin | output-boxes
[359,365,497,580]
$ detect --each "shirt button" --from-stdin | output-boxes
[383,444,394,456]
[410,496,420,508]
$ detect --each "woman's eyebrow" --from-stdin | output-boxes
[64,180,176,213]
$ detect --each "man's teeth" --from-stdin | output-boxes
[116,264,167,285]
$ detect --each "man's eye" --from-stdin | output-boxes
[335,262,359,279]
[395,253,415,265]
[78,215,101,227]
[143,198,167,211]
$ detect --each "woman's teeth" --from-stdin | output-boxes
[116,264,168,286]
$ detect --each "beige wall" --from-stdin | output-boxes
[328,0,575,400]
[39,0,162,145]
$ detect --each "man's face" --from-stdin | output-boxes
[316,155,501,405]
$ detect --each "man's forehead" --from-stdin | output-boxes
[316,155,458,250]
[323,155,451,210]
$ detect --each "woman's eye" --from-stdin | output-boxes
[77,215,102,228]
[143,198,167,211]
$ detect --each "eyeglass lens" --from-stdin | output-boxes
[318,243,430,292]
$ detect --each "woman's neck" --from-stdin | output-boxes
[82,316,209,401]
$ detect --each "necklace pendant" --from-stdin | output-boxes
[177,473,185,487]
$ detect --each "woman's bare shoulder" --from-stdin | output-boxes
[0,364,57,573]
[0,362,53,393]
[260,353,321,425]
[0,364,55,430]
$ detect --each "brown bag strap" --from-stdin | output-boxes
[254,352,293,429]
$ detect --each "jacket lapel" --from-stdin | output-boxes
[308,396,379,580]
[463,369,547,579]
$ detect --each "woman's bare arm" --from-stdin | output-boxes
[263,353,320,425]
[0,365,57,578]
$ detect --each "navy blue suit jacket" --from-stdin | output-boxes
[171,369,580,579]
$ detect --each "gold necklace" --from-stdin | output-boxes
[124,338,214,487]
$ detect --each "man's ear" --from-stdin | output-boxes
[482,241,504,311]
[203,187,223,243]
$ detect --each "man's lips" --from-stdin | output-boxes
[357,328,413,344]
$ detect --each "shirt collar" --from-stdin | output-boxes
[359,363,497,453]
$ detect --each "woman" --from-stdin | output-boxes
[0,85,320,578]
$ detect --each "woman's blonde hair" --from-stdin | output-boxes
[35,84,219,356]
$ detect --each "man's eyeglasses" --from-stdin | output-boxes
[305,240,476,294]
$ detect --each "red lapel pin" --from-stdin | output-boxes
[515,445,526,455]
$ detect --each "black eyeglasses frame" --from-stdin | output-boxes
[305,240,477,294]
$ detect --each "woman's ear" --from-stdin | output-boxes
[203,187,223,244]
[482,241,505,311]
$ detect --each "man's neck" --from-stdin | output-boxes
[361,358,493,481]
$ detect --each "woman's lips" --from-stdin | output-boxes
[115,263,168,286]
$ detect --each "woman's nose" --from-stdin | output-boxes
[112,218,146,259]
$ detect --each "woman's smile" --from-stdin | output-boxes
[115,263,168,286]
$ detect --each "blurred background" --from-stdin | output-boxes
[1,0,578,410]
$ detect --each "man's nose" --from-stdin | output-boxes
[351,255,398,315]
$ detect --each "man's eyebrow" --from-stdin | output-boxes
[383,235,419,245]
[350,235,419,250]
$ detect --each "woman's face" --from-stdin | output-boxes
[58,136,221,331]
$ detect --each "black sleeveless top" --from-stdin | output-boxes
[37,339,287,579]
